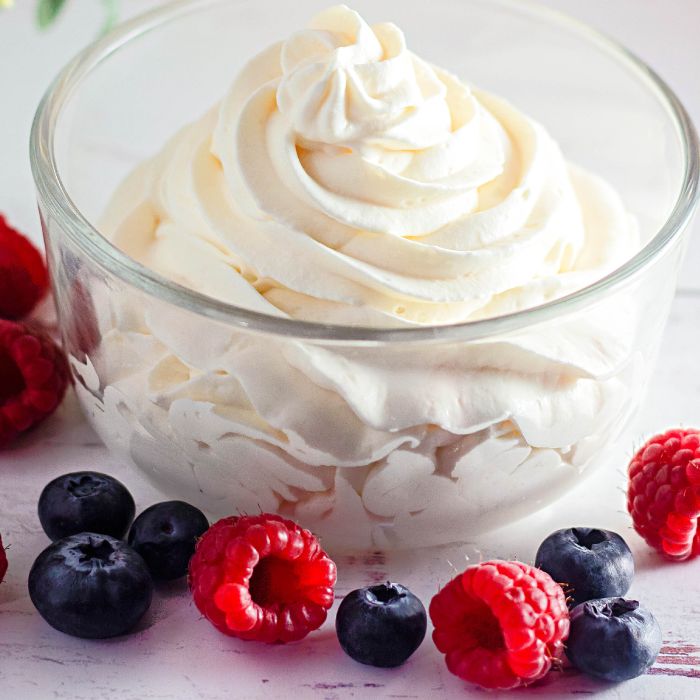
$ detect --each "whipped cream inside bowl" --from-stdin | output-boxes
[75,5,647,549]
[102,4,637,327]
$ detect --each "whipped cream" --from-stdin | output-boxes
[82,6,646,549]
[102,4,637,327]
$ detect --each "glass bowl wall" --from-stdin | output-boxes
[32,0,698,550]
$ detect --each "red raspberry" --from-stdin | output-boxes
[0,215,48,320]
[0,533,7,584]
[188,514,337,644]
[430,560,569,690]
[0,320,68,448]
[628,428,700,560]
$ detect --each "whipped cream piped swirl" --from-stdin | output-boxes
[103,4,636,327]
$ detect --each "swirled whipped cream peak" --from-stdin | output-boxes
[102,4,638,327]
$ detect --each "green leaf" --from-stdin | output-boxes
[37,0,67,29]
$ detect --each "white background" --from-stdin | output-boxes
[1,2,700,699]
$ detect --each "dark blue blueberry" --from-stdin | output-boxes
[127,501,209,581]
[28,532,153,639]
[567,597,661,681]
[38,471,135,541]
[336,582,427,667]
[535,527,634,606]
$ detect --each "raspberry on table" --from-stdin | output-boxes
[429,560,570,690]
[0,320,68,448]
[1,533,7,584]
[628,428,700,560]
[0,215,48,321]
[188,514,337,644]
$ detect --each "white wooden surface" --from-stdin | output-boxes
[1,2,699,698]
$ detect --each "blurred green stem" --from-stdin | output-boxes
[37,0,67,28]
[36,0,118,31]
[102,0,118,33]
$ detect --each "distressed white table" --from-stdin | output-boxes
[1,2,699,698]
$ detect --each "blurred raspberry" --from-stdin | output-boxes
[0,533,7,584]
[0,320,68,447]
[0,215,48,320]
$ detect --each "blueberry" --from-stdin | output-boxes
[127,501,208,581]
[336,582,427,667]
[567,597,661,681]
[535,527,634,606]
[28,532,153,639]
[38,471,135,541]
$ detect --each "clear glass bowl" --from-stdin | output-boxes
[32,0,699,550]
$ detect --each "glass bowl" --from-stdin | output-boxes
[31,0,699,550]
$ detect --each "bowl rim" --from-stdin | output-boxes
[30,0,700,344]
